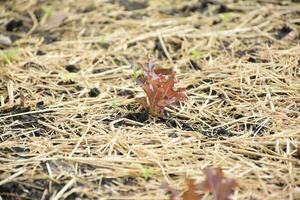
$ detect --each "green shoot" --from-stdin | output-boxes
[99,36,109,49]
[219,13,232,21]
[111,102,118,109]
[141,167,155,180]
[1,49,18,63]
[190,49,206,59]
[99,36,106,44]
[132,64,141,81]
[132,164,156,181]
[42,6,53,19]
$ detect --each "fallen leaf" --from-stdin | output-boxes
[160,182,180,200]
[200,167,238,200]
[182,179,200,200]
[40,11,67,31]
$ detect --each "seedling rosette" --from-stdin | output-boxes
[136,61,187,117]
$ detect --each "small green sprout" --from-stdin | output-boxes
[99,36,106,44]
[132,164,156,181]
[111,102,118,109]
[190,49,206,59]
[141,167,155,180]
[42,6,53,19]
[219,13,232,21]
[99,36,110,49]
[132,64,142,81]
[1,49,18,63]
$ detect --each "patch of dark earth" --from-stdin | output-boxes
[113,0,148,11]
[275,25,292,40]
[153,38,182,60]
[117,89,135,98]
[160,1,242,16]
[0,105,53,139]
[115,110,271,140]
[0,180,86,200]
[101,108,245,139]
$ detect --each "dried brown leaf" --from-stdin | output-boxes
[200,167,238,200]
[161,182,180,200]
[182,179,200,200]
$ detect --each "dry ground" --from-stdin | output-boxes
[0,0,300,199]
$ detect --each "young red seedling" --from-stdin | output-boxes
[136,61,187,117]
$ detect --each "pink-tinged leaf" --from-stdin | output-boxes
[154,68,174,76]
[167,88,187,101]
[139,61,159,80]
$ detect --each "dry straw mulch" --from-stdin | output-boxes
[0,0,300,199]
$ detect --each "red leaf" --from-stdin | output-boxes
[136,61,187,116]
[200,167,238,200]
